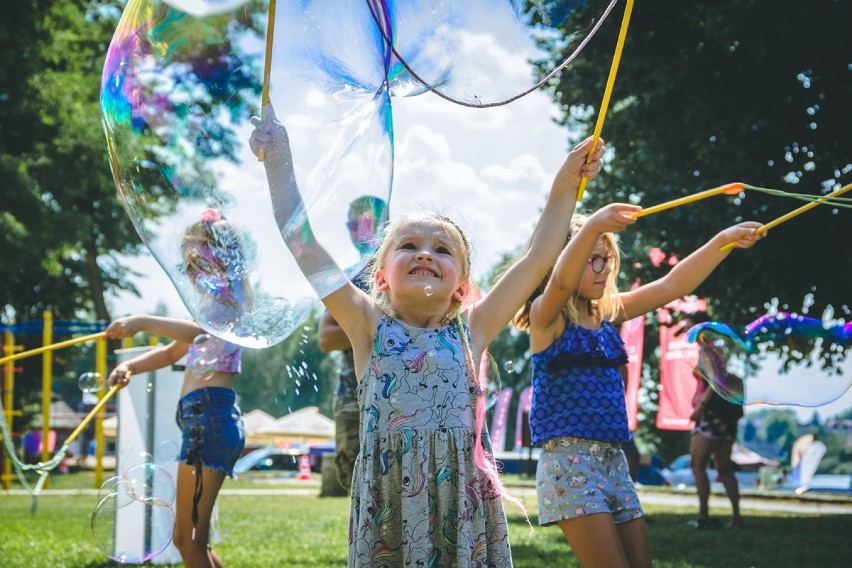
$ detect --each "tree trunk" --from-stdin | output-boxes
[84,237,110,322]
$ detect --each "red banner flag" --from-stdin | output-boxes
[656,319,700,430]
[619,314,645,431]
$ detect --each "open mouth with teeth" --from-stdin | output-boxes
[410,267,439,278]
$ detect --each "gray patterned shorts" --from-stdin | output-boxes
[536,436,644,526]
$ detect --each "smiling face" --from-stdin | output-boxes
[371,214,470,318]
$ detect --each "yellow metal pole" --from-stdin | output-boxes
[94,335,107,488]
[0,332,106,365]
[41,311,53,488]
[576,0,634,201]
[2,331,18,490]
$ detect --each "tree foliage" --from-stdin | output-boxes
[0,0,263,325]
[239,309,338,418]
[538,0,850,342]
[1,1,136,323]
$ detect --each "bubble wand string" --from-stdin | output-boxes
[576,0,634,202]
[719,182,852,252]
[257,0,277,162]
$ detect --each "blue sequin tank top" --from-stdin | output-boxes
[529,320,630,445]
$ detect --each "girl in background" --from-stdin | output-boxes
[108,209,249,568]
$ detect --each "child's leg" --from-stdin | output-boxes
[173,462,226,568]
[690,433,714,519]
[711,439,741,526]
[558,514,631,568]
[616,517,652,568]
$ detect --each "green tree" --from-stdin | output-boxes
[1,0,264,325]
[532,0,851,446]
[538,0,850,358]
[1,1,135,323]
[238,309,337,418]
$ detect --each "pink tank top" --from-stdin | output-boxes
[185,333,241,374]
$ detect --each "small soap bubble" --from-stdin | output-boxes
[156,439,180,464]
[124,463,176,507]
[424,285,433,297]
[119,449,153,475]
[98,476,133,509]
[78,372,104,393]
[190,334,219,368]
[91,492,175,563]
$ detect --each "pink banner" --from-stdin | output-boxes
[514,386,533,450]
[619,314,645,431]
[489,387,513,452]
[656,320,700,431]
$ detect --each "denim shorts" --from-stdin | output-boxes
[537,436,644,526]
[176,387,245,477]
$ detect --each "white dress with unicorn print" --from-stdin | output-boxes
[349,315,512,567]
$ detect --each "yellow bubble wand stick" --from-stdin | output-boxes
[631,182,745,218]
[576,0,634,202]
[61,384,121,453]
[719,182,852,252]
[256,0,277,162]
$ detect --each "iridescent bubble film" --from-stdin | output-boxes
[124,463,177,507]
[91,493,175,564]
[687,324,746,405]
[687,314,852,407]
[162,0,247,16]
[98,476,134,509]
[101,0,612,347]
[91,464,177,563]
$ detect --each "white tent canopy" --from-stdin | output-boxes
[103,406,334,446]
[242,409,277,435]
[247,406,335,445]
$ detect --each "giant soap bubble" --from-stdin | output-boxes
[101,0,615,347]
[687,313,852,407]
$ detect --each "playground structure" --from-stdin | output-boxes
[0,312,132,493]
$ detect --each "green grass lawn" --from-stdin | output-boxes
[2,472,851,567]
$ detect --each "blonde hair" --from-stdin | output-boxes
[513,214,623,331]
[367,212,471,323]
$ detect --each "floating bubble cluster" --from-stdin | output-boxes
[101,0,613,346]
[91,462,177,563]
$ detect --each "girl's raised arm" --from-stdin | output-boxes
[619,221,765,322]
[530,204,638,340]
[250,108,375,345]
[470,137,606,347]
